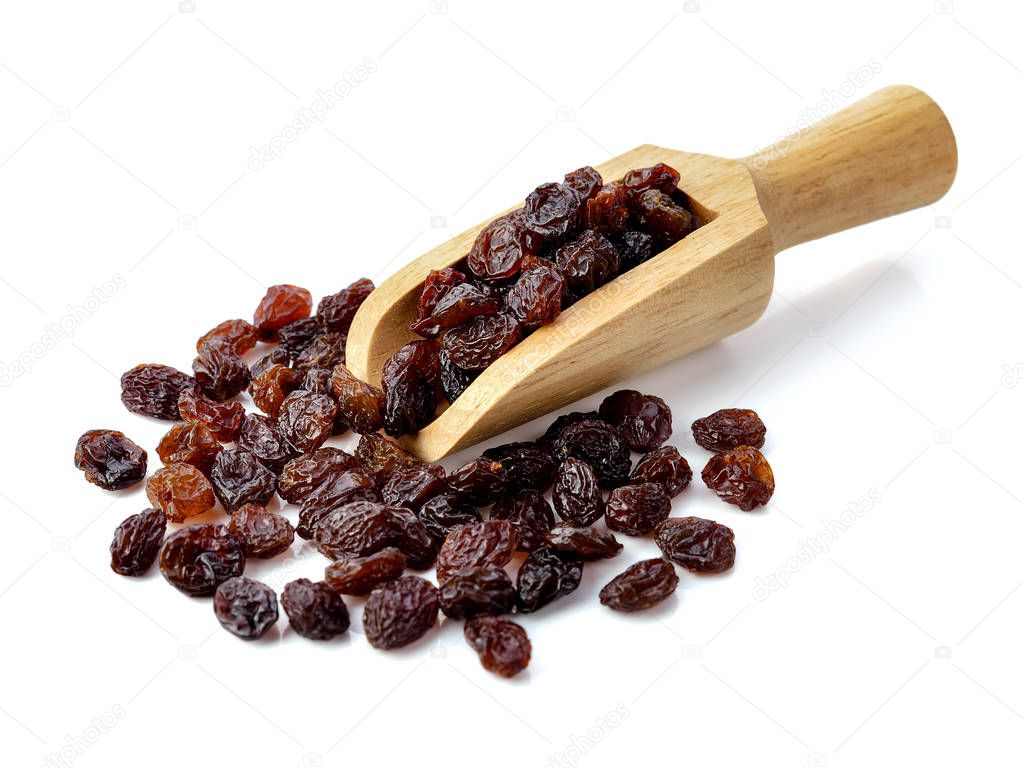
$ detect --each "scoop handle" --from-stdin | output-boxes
[740,85,957,251]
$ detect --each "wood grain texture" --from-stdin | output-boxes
[346,85,957,461]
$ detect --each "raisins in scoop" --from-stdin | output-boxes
[613,230,654,271]
[436,520,516,582]
[505,262,565,330]
[382,340,441,437]
[545,525,622,561]
[464,616,531,678]
[605,483,671,535]
[331,364,385,435]
[439,347,476,403]
[277,390,337,453]
[630,189,693,247]
[214,577,278,639]
[157,421,222,474]
[160,523,245,596]
[524,182,582,241]
[551,457,605,526]
[554,419,631,489]
[621,163,680,199]
[516,547,582,613]
[146,463,215,522]
[210,448,277,512]
[598,389,672,452]
[178,388,245,442]
[120,364,195,420]
[482,441,558,492]
[228,505,294,559]
[192,338,250,401]
[253,284,312,339]
[585,182,629,235]
[654,517,735,573]
[75,429,147,490]
[439,564,516,619]
[467,210,537,283]
[410,283,500,338]
[441,313,522,371]
[554,230,619,295]
[317,278,374,334]
[415,268,468,323]
[563,166,603,202]
[491,490,556,552]
[599,558,679,612]
[281,578,350,639]
[363,575,439,650]
[702,446,775,510]
[691,409,767,451]
[110,509,166,576]
[325,547,406,596]
[447,458,508,506]
[196,319,258,354]
[631,446,692,497]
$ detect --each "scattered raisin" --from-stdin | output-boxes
[294,332,346,372]
[146,463,215,522]
[482,441,558,492]
[277,317,323,355]
[317,278,374,334]
[516,547,582,613]
[296,469,380,539]
[237,413,296,472]
[110,509,166,576]
[417,494,481,544]
[156,421,222,474]
[436,520,516,582]
[209,448,277,512]
[439,565,516,619]
[605,483,671,535]
[654,517,735,573]
[214,577,278,639]
[554,419,631,489]
[313,501,402,560]
[74,429,147,490]
[196,319,258,354]
[702,446,775,510]
[250,348,290,380]
[630,446,692,497]
[159,523,245,596]
[447,457,508,506]
[192,338,250,401]
[325,547,406,596]
[598,389,672,452]
[382,464,446,511]
[491,489,556,552]
[355,433,424,485]
[253,284,313,339]
[551,456,605,526]
[390,507,439,570]
[228,505,294,559]
[120,364,195,420]
[599,558,679,612]
[545,525,622,561]
[278,448,357,504]
[277,390,337,453]
[281,578,350,640]
[691,409,767,451]
[249,363,302,419]
[464,616,531,678]
[363,575,439,650]
[178,388,245,442]
[539,410,600,443]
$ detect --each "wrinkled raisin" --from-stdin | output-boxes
[467,210,537,283]
[630,189,692,247]
[417,494,481,544]
[691,409,767,452]
[654,517,735,573]
[415,268,467,323]
[294,332,346,372]
[192,339,250,401]
[585,182,629,235]
[382,464,446,511]
[363,575,439,650]
[178,388,245,442]
[390,507,439,570]
[237,413,296,472]
[439,347,477,403]
[196,319,258,354]
[505,262,565,330]
[325,547,406,596]
[605,483,671,535]
[621,163,680,199]
[411,283,499,337]
[599,558,678,612]
[516,547,582,613]
[702,446,774,510]
[613,230,653,271]
[157,421,222,474]
[551,456,605,526]
[598,390,672,452]
[631,446,692,497]
[110,509,166,576]
[464,616,531,678]
[355,433,424,485]
[214,577,278,639]
[482,441,558,492]
[382,340,441,437]
[331,364,385,435]
[277,317,323,355]
[160,523,245,596]
[491,490,556,552]
[75,429,147,490]
[442,313,522,371]
[563,166,603,202]
[282,578,350,640]
[228,505,294,559]
[210,448,277,512]
[249,363,302,419]
[436,520,516,582]
[317,278,374,334]
[296,469,380,539]
[439,564,516,619]
[554,230,619,295]
[250,348,290,380]
[253,284,312,339]
[447,457,508,506]
[278,448,357,504]
[313,501,402,560]
[146,463,215,522]
[545,525,622,561]
[555,419,631,489]
[524,182,582,241]
[120,364,195,420]
[539,411,600,443]
[277,390,337,453]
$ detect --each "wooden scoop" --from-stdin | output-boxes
[346,85,957,462]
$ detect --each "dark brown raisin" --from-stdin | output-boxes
[545,525,622,560]
[563,166,603,202]
[355,433,424,486]
[276,390,337,453]
[436,520,516,582]
[75,429,147,490]
[331,364,386,435]
[482,441,558,492]
[439,347,477,403]
[228,504,294,559]
[599,558,679,612]
[250,348,290,380]
[467,210,537,283]
[524,182,582,241]
[410,283,499,338]
[382,340,441,437]
[390,507,439,570]
[464,616,531,678]
[277,317,323,355]
[192,338,250,401]
[235,414,295,472]
[294,332,346,372]
[539,410,601,443]
[491,490,556,552]
[554,230,619,295]
[554,419,631,489]
[584,182,629,235]
[417,494,481,544]
[363,575,439,650]
[159,523,245,596]
[209,448,277,512]
[598,390,673,452]
[439,565,516,619]
[156,421,222,474]
[441,312,522,371]
[281,578,350,640]
[313,501,402,560]
[296,469,380,539]
[145,463,215,522]
[415,268,468,323]
[253,284,312,339]
[196,319,258,354]
[551,457,605,526]
[691,409,767,451]
[605,483,671,535]
[621,163,680,199]
[613,230,654,271]
[110,509,166,576]
[631,445,692,497]
[214,577,278,639]
[317,278,374,334]
[516,547,582,613]
[447,457,508,506]
[382,464,447,511]
[654,517,736,573]
[120,364,195,420]
[278,448,357,503]
[325,547,406,596]
[630,189,692,247]
[702,446,775,510]
[249,363,302,419]
[178,388,245,442]
[505,262,565,330]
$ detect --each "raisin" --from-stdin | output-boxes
[551,457,605,526]
[467,210,537,283]
[464,616,531,678]
[554,419,631,489]
[237,413,296,472]
[159,523,245,596]
[598,389,672,452]
[390,507,439,570]
[196,319,258,354]
[120,364,195,420]
[156,421,222,474]
[146,463,215,522]
[654,517,735,573]
[417,494,481,544]
[294,332,346,372]
[545,525,622,560]
[563,166,603,202]
[277,390,337,453]
[613,230,653,271]
[277,317,323,355]
[524,182,582,241]
[439,347,477,403]
[482,441,558,492]
[410,283,499,337]
[631,446,692,497]
[621,163,681,199]
[296,469,380,539]
[281,578,350,640]
[110,509,166,576]
[331,364,386,435]
[441,312,522,371]
[516,547,582,613]
[300,367,333,395]
[491,490,556,552]
[584,182,629,235]
[250,348,290,380]
[382,464,446,511]
[447,457,508,506]
[599,558,679,612]
[605,483,671,535]
[214,577,278,639]
[702,446,775,510]
[363,575,439,650]
[209,448,277,512]
[74,429,147,490]
[691,409,767,451]
[436,520,516,582]
[317,278,374,334]
[505,262,565,329]
[178,388,245,442]
[415,268,468,323]
[539,410,600,443]
[192,338,250,401]
[554,230,619,295]
[356,433,424,485]
[253,284,313,339]
[249,363,302,419]
[278,447,357,504]
[325,547,406,596]
[439,565,516,619]
[630,189,693,247]
[228,505,294,559]
[313,501,402,560]
[382,340,441,437]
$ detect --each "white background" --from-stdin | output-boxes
[1,1,1020,766]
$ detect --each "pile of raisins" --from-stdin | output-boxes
[75,165,781,679]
